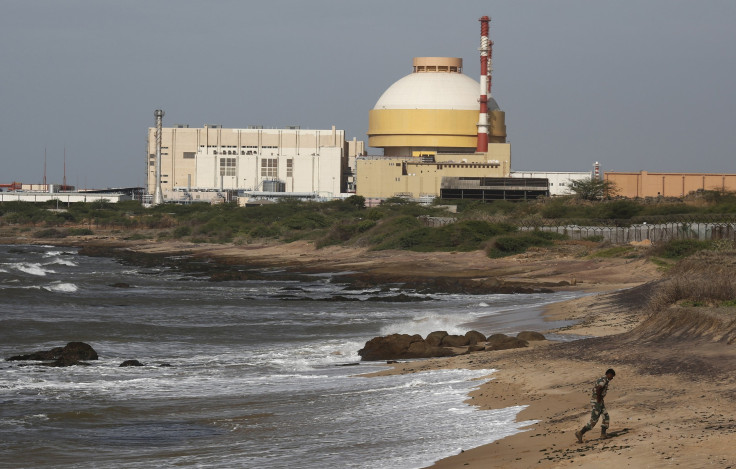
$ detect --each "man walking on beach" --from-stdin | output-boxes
[575,368,615,443]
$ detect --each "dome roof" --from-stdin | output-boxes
[373,72,500,111]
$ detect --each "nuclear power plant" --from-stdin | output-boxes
[141,15,735,205]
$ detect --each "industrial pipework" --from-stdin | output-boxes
[153,109,165,205]
[476,16,491,153]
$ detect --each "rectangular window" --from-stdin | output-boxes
[287,159,293,178]
[261,158,277,177]
[183,152,195,159]
[219,157,236,176]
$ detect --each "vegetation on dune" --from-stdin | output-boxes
[1,190,736,258]
[647,249,736,312]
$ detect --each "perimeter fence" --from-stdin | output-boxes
[418,214,736,244]
[518,215,736,244]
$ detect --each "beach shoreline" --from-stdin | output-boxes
[4,234,735,467]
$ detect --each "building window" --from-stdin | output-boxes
[220,157,236,176]
[261,158,277,177]
[287,159,293,178]
[183,152,195,159]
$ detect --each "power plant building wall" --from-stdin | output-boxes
[146,126,364,199]
[605,171,736,198]
[356,145,510,199]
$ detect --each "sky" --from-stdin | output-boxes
[1,1,735,188]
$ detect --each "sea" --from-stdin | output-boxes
[0,244,584,468]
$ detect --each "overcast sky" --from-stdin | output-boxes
[2,1,734,188]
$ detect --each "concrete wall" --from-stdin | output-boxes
[605,171,736,198]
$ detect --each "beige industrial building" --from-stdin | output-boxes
[605,171,736,198]
[357,57,511,200]
[146,125,364,201]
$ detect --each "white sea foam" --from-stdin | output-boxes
[379,313,474,337]
[13,263,53,276]
[43,282,79,293]
[44,257,78,267]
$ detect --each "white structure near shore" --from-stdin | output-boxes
[0,191,131,203]
[146,124,364,202]
[510,171,592,196]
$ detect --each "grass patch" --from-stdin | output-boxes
[653,239,711,259]
[66,228,94,236]
[487,230,568,258]
[589,246,636,258]
[647,251,736,311]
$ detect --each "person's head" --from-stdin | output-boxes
[605,368,616,379]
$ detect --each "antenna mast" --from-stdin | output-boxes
[152,109,165,205]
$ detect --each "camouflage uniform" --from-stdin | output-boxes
[583,375,610,432]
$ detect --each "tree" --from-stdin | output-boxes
[568,178,619,201]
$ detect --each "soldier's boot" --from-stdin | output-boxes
[575,427,588,443]
[600,427,609,439]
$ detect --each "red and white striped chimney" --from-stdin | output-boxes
[476,16,491,153]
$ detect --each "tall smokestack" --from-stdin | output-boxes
[153,109,165,205]
[476,16,491,153]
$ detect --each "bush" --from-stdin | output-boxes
[656,239,711,259]
[66,228,94,236]
[172,226,192,238]
[34,228,66,238]
[488,230,563,257]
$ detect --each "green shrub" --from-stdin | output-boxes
[657,239,711,259]
[283,212,331,230]
[583,234,605,242]
[34,228,66,238]
[66,228,94,236]
[124,233,151,241]
[487,231,562,257]
[172,226,192,238]
[249,225,281,239]
[594,200,643,219]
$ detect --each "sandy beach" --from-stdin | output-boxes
[3,233,736,467]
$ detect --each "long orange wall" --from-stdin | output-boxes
[605,171,736,198]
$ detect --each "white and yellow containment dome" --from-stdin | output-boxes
[368,57,504,156]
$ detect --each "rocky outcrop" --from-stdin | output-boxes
[517,331,546,341]
[119,359,145,367]
[465,330,487,345]
[358,334,455,361]
[485,334,529,351]
[425,331,449,347]
[359,329,549,361]
[441,334,470,347]
[7,342,99,367]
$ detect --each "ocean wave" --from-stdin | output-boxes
[12,263,54,276]
[43,282,79,293]
[379,313,475,337]
[44,257,78,267]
